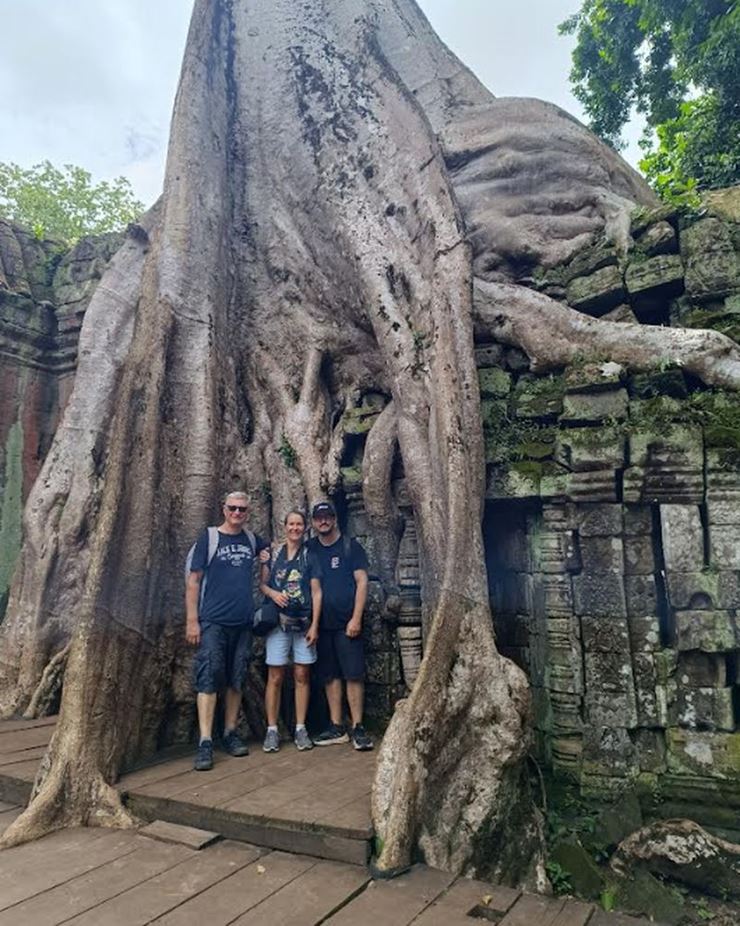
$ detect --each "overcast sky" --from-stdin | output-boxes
[0,1,643,208]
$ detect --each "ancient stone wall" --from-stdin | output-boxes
[477,188,740,832]
[0,222,122,614]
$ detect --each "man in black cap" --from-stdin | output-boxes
[308,501,373,750]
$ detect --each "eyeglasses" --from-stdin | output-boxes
[226,505,247,513]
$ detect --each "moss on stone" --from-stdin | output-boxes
[0,420,24,615]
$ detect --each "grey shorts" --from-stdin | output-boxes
[193,623,252,693]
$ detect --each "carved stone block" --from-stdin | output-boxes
[673,686,735,732]
[556,428,626,471]
[578,504,623,537]
[709,523,740,570]
[579,535,624,574]
[568,469,618,503]
[561,389,629,424]
[674,610,737,652]
[666,728,740,779]
[567,265,626,313]
[573,574,627,617]
[623,534,656,575]
[623,505,653,536]
[625,253,684,296]
[681,217,739,299]
[660,505,705,572]
[677,652,727,688]
[628,612,662,653]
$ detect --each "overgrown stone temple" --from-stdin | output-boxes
[3,187,740,836]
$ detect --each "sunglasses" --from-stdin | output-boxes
[226,505,248,513]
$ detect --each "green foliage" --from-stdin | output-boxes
[545,860,574,896]
[278,435,297,469]
[560,1,740,194]
[600,886,617,912]
[0,160,144,244]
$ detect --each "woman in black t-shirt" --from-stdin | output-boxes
[259,510,322,752]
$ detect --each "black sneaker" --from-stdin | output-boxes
[222,730,249,757]
[313,723,349,746]
[194,739,214,771]
[351,724,374,751]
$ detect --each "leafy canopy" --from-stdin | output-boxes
[560,1,740,198]
[0,161,144,244]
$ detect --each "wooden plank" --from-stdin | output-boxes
[117,755,198,791]
[498,893,569,925]
[133,747,311,803]
[124,792,371,866]
[0,837,192,926]
[222,755,367,818]
[149,851,316,926]
[0,725,56,751]
[0,745,47,768]
[549,899,594,926]
[230,858,370,925]
[588,911,649,926]
[0,769,33,805]
[140,820,220,849]
[420,877,520,923]
[0,716,56,734]
[324,865,455,925]
[64,840,263,926]
[0,807,21,837]
[0,829,145,911]
[0,757,41,781]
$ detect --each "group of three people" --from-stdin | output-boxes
[185,492,373,771]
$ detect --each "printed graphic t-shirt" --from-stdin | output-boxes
[268,544,323,619]
[190,529,269,626]
[307,535,368,630]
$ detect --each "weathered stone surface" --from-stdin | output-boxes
[567,264,626,313]
[555,427,625,471]
[623,535,656,576]
[626,425,704,507]
[579,536,624,574]
[474,343,504,367]
[625,254,684,296]
[623,506,652,537]
[624,575,659,619]
[568,469,618,503]
[660,505,704,572]
[561,389,628,424]
[674,610,737,652]
[578,504,622,537]
[667,728,740,778]
[631,203,677,236]
[709,522,740,569]
[704,186,740,223]
[582,725,638,778]
[550,839,604,899]
[613,867,686,925]
[634,220,677,257]
[628,613,662,653]
[677,652,727,688]
[674,685,735,732]
[511,374,564,418]
[573,573,627,617]
[681,217,739,299]
[633,729,667,773]
[665,570,730,609]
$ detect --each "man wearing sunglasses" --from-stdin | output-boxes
[186,491,269,770]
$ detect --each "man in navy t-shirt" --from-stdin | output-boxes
[186,491,269,771]
[307,501,374,751]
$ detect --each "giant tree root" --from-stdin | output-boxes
[22,644,71,720]
[0,757,134,849]
[611,819,740,900]
[475,281,740,390]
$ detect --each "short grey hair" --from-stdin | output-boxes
[223,490,249,506]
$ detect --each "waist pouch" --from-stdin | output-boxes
[279,612,310,634]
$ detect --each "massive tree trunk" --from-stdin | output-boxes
[2,0,740,879]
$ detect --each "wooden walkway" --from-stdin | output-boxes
[0,718,655,925]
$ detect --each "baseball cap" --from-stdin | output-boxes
[311,501,336,518]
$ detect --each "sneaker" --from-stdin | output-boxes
[313,723,349,746]
[194,739,214,771]
[350,724,374,751]
[222,729,249,757]
[294,727,314,751]
[263,728,280,752]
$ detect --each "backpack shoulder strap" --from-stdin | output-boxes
[244,529,256,556]
[206,527,220,566]
[342,533,352,561]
